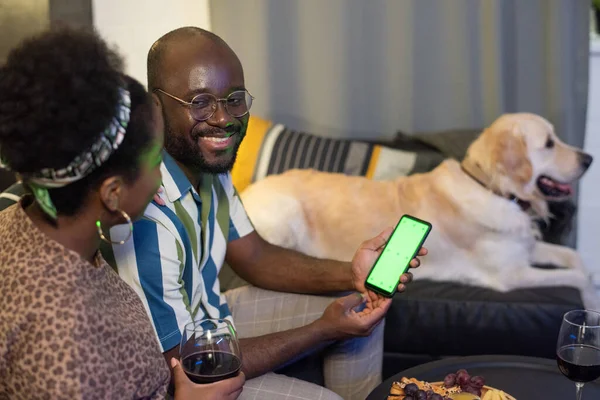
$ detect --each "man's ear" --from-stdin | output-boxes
[151,92,166,132]
[151,92,162,111]
[99,176,125,212]
[493,124,533,185]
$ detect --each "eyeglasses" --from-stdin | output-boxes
[154,88,254,121]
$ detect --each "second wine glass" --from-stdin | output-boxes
[556,309,600,400]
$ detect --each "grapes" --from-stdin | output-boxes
[399,369,486,400]
[470,375,485,389]
[443,373,456,388]
[456,370,470,387]
[404,383,419,396]
[441,368,486,397]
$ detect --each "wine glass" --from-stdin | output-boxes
[556,310,600,400]
[180,319,242,384]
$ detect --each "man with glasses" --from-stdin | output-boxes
[102,27,425,400]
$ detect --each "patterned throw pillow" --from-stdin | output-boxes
[232,116,445,192]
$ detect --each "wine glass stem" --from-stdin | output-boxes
[575,382,584,400]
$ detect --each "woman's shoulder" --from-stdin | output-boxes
[0,206,89,322]
[0,198,36,251]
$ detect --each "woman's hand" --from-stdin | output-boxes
[172,358,245,400]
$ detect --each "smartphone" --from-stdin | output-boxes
[365,214,432,297]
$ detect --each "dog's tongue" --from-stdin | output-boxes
[543,177,572,194]
[556,182,573,194]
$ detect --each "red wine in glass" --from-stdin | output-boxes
[557,345,600,383]
[556,310,600,400]
[182,350,242,384]
[180,319,242,385]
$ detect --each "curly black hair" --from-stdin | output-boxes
[0,28,154,216]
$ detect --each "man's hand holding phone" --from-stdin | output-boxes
[351,225,428,311]
[314,226,428,342]
[315,228,427,340]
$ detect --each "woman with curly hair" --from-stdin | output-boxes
[0,28,244,399]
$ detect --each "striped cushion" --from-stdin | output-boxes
[232,116,445,192]
[0,182,25,211]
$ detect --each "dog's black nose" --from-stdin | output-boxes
[579,152,593,170]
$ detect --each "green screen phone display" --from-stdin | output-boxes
[365,215,431,296]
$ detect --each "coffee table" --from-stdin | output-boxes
[366,355,600,399]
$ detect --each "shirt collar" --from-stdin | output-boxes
[160,150,196,203]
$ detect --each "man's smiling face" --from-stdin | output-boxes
[158,36,249,174]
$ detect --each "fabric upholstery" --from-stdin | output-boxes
[231,116,445,192]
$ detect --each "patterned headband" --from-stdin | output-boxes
[0,87,131,219]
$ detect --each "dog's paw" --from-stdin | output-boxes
[533,242,587,272]
[562,248,586,272]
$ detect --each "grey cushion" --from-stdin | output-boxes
[395,128,482,161]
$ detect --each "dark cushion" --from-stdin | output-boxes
[275,350,325,386]
[395,128,482,161]
[0,171,16,193]
[383,279,582,363]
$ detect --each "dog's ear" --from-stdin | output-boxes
[493,125,533,185]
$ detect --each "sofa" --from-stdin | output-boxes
[0,116,582,385]
[0,170,16,193]
[222,116,584,382]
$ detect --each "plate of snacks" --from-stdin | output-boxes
[387,368,516,400]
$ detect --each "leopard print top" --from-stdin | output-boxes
[0,202,170,399]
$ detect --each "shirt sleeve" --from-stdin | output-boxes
[110,207,200,352]
[223,175,255,242]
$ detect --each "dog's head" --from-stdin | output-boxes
[466,113,592,216]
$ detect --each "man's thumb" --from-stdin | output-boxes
[171,358,189,387]
[339,292,366,311]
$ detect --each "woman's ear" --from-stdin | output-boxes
[99,176,124,212]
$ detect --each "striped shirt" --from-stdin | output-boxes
[105,151,254,352]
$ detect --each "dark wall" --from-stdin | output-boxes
[0,0,49,190]
[49,0,92,29]
[0,0,92,191]
[0,0,49,63]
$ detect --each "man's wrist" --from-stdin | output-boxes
[345,261,355,291]
[310,318,338,342]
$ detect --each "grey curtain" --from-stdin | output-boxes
[210,0,590,246]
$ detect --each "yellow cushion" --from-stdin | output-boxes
[232,115,273,192]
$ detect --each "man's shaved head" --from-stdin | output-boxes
[147,26,238,91]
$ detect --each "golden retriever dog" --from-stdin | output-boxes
[240,113,600,308]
